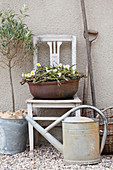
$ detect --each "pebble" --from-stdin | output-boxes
[0,145,113,169]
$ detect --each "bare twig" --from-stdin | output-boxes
[0,64,5,69]
[0,60,9,67]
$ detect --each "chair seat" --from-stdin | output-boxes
[26,96,81,108]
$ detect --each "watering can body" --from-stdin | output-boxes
[23,105,108,165]
[63,117,100,164]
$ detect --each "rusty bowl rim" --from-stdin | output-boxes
[28,78,80,86]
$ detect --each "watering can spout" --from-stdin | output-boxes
[23,113,63,153]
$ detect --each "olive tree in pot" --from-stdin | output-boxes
[0,5,33,154]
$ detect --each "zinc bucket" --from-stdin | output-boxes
[0,118,28,154]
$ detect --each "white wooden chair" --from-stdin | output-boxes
[26,35,82,151]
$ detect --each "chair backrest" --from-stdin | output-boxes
[33,35,76,69]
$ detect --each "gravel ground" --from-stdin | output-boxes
[0,145,113,170]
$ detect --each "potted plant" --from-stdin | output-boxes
[20,63,85,99]
[0,5,33,154]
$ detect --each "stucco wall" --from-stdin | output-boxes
[0,0,113,111]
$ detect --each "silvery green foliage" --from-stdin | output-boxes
[0,4,33,112]
[0,4,33,67]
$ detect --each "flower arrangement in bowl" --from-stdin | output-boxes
[20,63,85,99]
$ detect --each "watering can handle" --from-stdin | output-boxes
[45,105,108,153]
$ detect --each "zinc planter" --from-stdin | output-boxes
[28,79,80,99]
[0,118,28,155]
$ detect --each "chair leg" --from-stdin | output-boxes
[27,103,34,151]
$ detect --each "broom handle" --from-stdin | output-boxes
[80,0,96,117]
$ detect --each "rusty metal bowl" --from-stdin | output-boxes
[28,79,80,99]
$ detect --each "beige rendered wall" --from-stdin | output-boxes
[0,0,113,111]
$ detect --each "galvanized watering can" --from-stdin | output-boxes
[23,105,108,164]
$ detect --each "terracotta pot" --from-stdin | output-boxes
[28,79,80,99]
